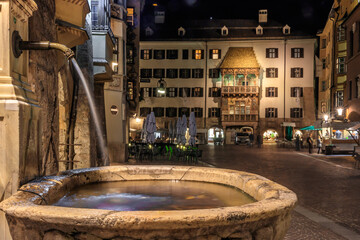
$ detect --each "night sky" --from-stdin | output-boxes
[144,0,334,35]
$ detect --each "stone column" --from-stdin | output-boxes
[0,1,39,239]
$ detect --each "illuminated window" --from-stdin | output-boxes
[192,87,203,97]
[337,57,346,74]
[210,49,221,59]
[192,49,204,59]
[127,7,134,26]
[141,49,152,60]
[321,102,326,113]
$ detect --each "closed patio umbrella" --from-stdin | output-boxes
[180,114,187,145]
[176,117,182,144]
[141,115,148,142]
[169,120,173,143]
[146,112,157,144]
[188,112,197,146]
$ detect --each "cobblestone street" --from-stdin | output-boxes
[198,144,360,239]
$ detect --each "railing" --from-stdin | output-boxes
[222,86,259,95]
[222,114,258,122]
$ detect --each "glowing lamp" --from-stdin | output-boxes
[337,107,343,116]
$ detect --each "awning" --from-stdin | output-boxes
[220,47,260,69]
[300,126,322,131]
[347,123,360,131]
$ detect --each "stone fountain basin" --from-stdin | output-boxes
[0,165,297,240]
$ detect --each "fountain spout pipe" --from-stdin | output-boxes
[18,41,75,60]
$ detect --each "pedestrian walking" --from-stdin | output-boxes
[257,134,263,148]
[295,135,301,151]
[249,133,254,147]
[317,136,323,154]
[306,135,313,154]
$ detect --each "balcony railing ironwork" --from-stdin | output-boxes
[222,86,259,96]
[222,114,258,122]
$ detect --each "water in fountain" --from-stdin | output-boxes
[69,58,109,165]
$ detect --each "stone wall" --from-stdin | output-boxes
[28,0,59,176]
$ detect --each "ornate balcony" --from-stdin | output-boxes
[222,86,259,97]
[222,114,258,122]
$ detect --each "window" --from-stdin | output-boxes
[140,87,152,98]
[192,49,204,59]
[141,49,152,60]
[166,69,178,78]
[192,87,203,97]
[166,87,178,97]
[192,69,204,78]
[153,69,165,78]
[180,69,191,78]
[178,107,190,117]
[291,87,303,97]
[210,49,221,59]
[178,27,186,37]
[140,69,152,78]
[266,48,278,58]
[321,38,326,49]
[256,26,263,35]
[321,81,326,91]
[191,108,203,118]
[152,88,165,97]
[337,57,346,74]
[265,108,278,118]
[209,87,221,97]
[166,108,177,117]
[291,68,303,78]
[179,88,191,97]
[91,1,99,27]
[208,108,220,118]
[113,38,119,73]
[182,49,189,59]
[153,107,164,117]
[140,107,151,117]
[221,26,228,36]
[153,50,165,59]
[166,50,178,59]
[266,87,278,97]
[290,108,303,118]
[336,91,344,107]
[291,48,304,58]
[127,7,134,26]
[321,102,326,113]
[209,69,220,78]
[322,58,326,69]
[337,26,345,41]
[126,44,134,64]
[266,68,278,78]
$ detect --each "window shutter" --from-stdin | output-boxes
[209,88,212,97]
[300,108,303,118]
[218,49,222,59]
[200,88,204,97]
[275,88,278,97]
[265,88,269,97]
[200,108,203,117]
[265,108,269,118]
[200,69,204,78]
[209,49,213,59]
[191,69,195,78]
[291,69,294,78]
[217,108,220,117]
[191,88,195,97]
[201,50,204,59]
[290,108,294,118]
[148,88,152,97]
[275,108,278,118]
[149,50,152,59]
[266,69,269,78]
[166,88,170,97]
[140,88,144,98]
[291,49,294,58]
[275,49,278,58]
[166,108,169,117]
[192,50,195,59]
[300,88,303,97]
[301,68,304,77]
[140,50,144,59]
[266,49,269,58]
[153,88,157,97]
[208,108,211,117]
[300,48,304,58]
[275,68,278,77]
[179,88,184,97]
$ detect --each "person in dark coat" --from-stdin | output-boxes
[295,135,301,151]
[249,133,254,147]
[306,135,313,154]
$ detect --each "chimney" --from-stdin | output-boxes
[259,9,268,23]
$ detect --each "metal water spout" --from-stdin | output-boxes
[12,31,109,166]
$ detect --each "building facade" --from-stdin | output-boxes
[344,4,360,121]
[135,12,316,144]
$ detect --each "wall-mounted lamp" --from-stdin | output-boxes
[337,107,343,116]
[157,78,166,94]
[135,117,141,123]
[323,114,329,122]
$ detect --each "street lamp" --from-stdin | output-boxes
[323,114,329,122]
[157,78,166,94]
[337,107,343,116]
[135,117,141,123]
